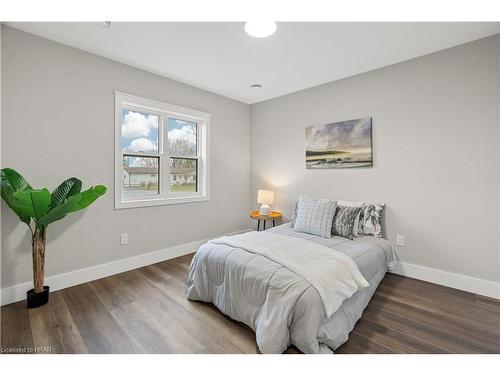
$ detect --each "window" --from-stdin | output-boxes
[168,118,198,193]
[115,92,209,209]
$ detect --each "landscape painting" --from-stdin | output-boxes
[306,118,373,169]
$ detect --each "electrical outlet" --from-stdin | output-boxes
[120,233,129,245]
[396,234,404,246]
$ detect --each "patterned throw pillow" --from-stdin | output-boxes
[332,205,363,240]
[337,200,364,237]
[357,204,384,237]
[293,197,337,238]
[291,200,298,227]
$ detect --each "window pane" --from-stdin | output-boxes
[121,109,159,153]
[168,118,197,157]
[122,156,160,199]
[170,158,197,193]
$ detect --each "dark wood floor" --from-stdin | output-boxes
[2,253,499,354]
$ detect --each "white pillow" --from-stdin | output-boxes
[337,200,364,207]
[293,196,337,238]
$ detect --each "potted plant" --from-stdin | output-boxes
[0,168,106,308]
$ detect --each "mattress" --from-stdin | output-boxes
[187,223,395,353]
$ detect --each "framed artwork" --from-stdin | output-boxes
[306,117,372,169]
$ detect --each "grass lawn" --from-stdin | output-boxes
[170,183,196,192]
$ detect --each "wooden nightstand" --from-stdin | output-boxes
[250,211,282,231]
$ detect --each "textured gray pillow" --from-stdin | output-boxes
[291,200,298,227]
[293,197,337,238]
[332,205,363,240]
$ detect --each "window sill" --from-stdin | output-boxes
[115,194,209,209]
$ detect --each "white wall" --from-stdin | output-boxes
[250,35,500,284]
[1,26,250,289]
[0,24,3,295]
[2,25,499,300]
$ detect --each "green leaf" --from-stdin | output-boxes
[1,176,31,225]
[38,185,106,226]
[12,189,51,220]
[50,177,82,208]
[0,168,33,225]
[1,168,32,192]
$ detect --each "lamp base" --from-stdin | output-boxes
[259,204,270,216]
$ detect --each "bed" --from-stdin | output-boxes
[186,222,395,354]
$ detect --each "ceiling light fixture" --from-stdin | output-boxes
[244,21,277,38]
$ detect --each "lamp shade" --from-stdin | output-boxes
[257,189,275,205]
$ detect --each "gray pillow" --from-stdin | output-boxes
[332,205,363,240]
[291,200,298,227]
[293,197,337,238]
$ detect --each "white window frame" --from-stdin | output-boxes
[115,92,210,209]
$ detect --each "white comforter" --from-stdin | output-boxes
[187,226,393,353]
[209,231,369,318]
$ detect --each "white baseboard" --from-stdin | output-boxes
[391,261,500,300]
[3,233,498,305]
[0,228,251,306]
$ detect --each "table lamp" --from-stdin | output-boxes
[257,189,275,216]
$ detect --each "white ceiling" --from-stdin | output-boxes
[7,22,500,104]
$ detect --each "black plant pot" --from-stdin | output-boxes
[27,286,49,309]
